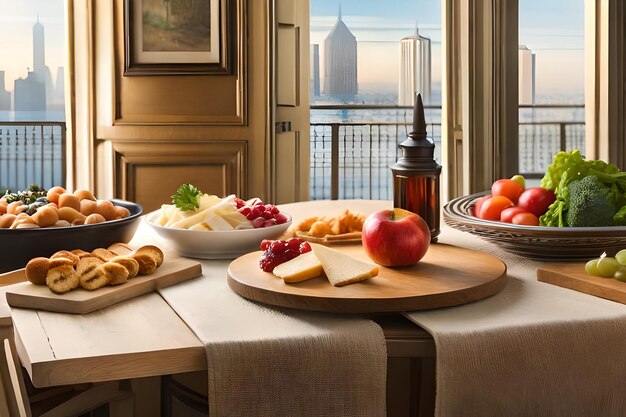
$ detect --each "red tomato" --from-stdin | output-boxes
[500,206,527,223]
[472,194,492,217]
[491,179,524,204]
[478,196,514,221]
[512,212,539,226]
[517,187,556,217]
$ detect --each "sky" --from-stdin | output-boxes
[0,0,584,99]
[311,0,584,99]
[0,0,65,93]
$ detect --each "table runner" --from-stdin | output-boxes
[132,223,387,417]
[405,226,626,417]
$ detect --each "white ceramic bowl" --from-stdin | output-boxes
[145,210,292,259]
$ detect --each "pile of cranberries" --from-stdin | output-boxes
[234,198,289,228]
[259,238,312,272]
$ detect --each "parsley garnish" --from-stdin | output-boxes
[172,184,202,211]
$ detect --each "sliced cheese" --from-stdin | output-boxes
[311,244,378,287]
[272,252,323,283]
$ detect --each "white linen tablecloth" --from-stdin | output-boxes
[405,226,626,417]
[132,221,387,417]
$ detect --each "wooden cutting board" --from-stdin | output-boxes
[228,243,507,314]
[3,256,202,314]
[537,263,626,305]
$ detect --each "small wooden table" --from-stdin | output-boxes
[7,200,438,416]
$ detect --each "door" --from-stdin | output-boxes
[271,0,311,203]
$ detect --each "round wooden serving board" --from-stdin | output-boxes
[227,243,507,314]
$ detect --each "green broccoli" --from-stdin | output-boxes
[567,175,620,227]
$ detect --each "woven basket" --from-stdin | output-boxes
[443,192,626,260]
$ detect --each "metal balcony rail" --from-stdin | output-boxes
[0,122,66,193]
[310,104,584,200]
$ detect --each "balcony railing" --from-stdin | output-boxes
[0,122,66,192]
[310,104,584,200]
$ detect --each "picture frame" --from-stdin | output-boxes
[124,0,234,75]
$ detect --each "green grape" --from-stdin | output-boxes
[597,257,619,278]
[615,249,626,266]
[585,259,600,276]
[614,270,626,282]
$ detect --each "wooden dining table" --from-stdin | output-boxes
[3,200,439,417]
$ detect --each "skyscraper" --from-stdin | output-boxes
[0,71,11,111]
[33,16,46,83]
[519,45,535,105]
[14,71,46,111]
[310,44,320,97]
[398,27,431,106]
[323,6,357,96]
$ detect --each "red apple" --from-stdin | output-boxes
[361,208,431,267]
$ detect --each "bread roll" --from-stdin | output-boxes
[46,265,79,294]
[71,249,93,259]
[6,201,26,215]
[57,207,86,224]
[132,253,158,275]
[91,248,116,261]
[25,257,50,285]
[32,206,59,228]
[95,200,117,221]
[114,206,131,219]
[58,193,81,211]
[136,245,164,267]
[50,250,80,266]
[84,213,106,225]
[51,220,71,228]
[79,268,110,291]
[100,263,129,286]
[76,256,104,276]
[0,214,16,228]
[109,256,139,278]
[107,242,134,256]
[46,186,66,205]
[74,189,96,201]
[80,199,98,216]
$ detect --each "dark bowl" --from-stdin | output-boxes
[444,191,626,261]
[0,199,142,273]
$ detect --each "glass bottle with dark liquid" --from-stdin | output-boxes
[391,93,442,243]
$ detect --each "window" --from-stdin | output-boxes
[309,0,442,200]
[518,0,585,180]
[0,0,66,192]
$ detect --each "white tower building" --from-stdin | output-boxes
[310,44,320,97]
[33,16,45,83]
[519,45,536,105]
[398,28,431,106]
[323,6,357,96]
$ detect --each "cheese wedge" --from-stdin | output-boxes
[311,244,379,287]
[272,252,323,283]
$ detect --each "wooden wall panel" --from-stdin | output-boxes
[275,132,299,203]
[113,141,246,212]
[111,0,246,125]
[84,0,270,202]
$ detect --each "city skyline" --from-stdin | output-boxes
[0,0,65,95]
[311,0,584,100]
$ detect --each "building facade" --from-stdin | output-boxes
[519,45,535,105]
[323,8,357,96]
[398,28,431,106]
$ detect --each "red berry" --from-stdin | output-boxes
[260,239,273,250]
[274,213,288,224]
[245,212,256,221]
[251,218,265,228]
[239,207,251,216]
[263,219,277,227]
[299,242,311,253]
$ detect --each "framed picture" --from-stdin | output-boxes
[124,0,233,75]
